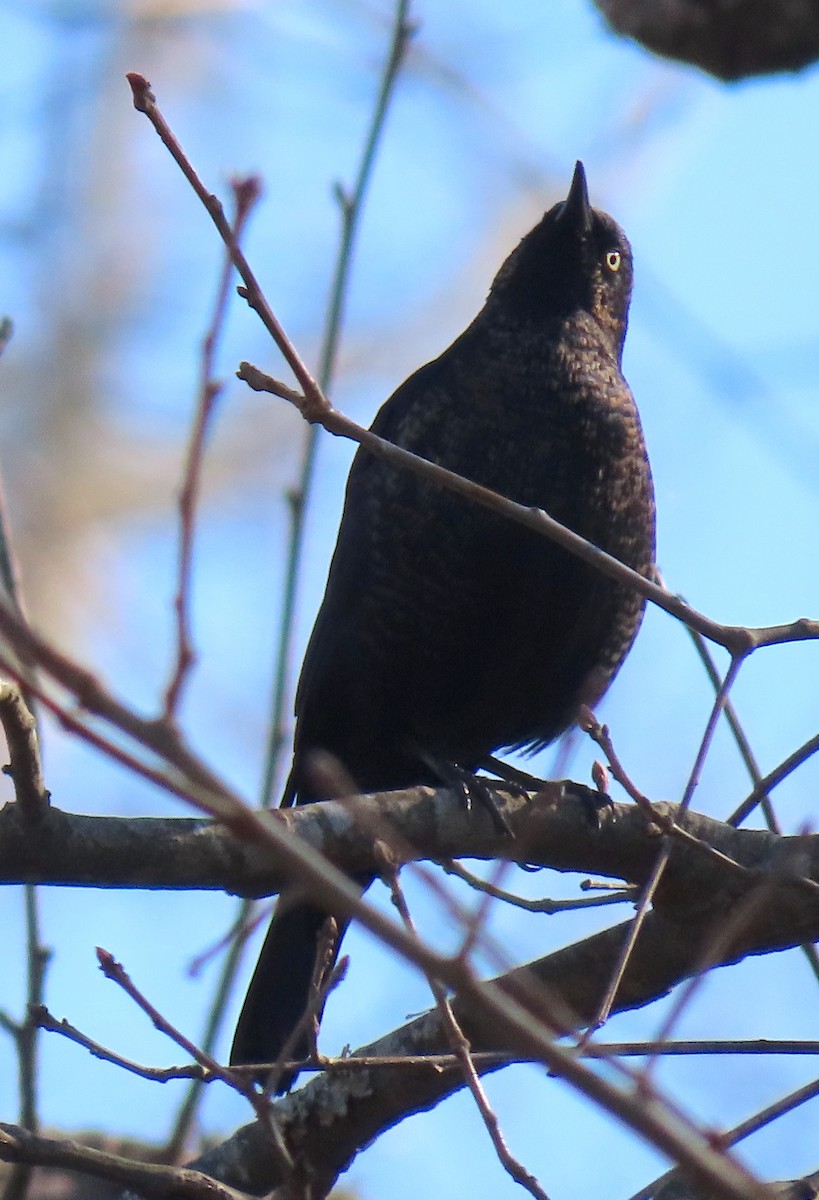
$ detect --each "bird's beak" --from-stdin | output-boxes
[557,161,592,235]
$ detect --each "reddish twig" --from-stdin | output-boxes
[126,72,322,406]
[580,709,749,879]
[96,949,240,1084]
[386,869,552,1200]
[164,177,261,718]
[628,1074,819,1200]
[255,945,349,1097]
[95,948,292,1170]
[187,903,272,978]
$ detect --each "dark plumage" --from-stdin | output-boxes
[230,162,656,1088]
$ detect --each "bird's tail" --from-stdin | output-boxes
[230,899,349,1093]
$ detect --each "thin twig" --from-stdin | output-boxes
[386,868,552,1200]
[685,624,819,989]
[455,857,518,965]
[441,858,637,912]
[258,0,415,809]
[617,654,746,1066]
[95,949,292,1172]
[163,898,259,1161]
[257,944,349,1097]
[580,709,749,879]
[96,950,241,1085]
[729,729,819,827]
[217,1037,819,1069]
[34,1005,206,1083]
[641,882,777,1087]
[686,626,779,828]
[628,1074,819,1200]
[188,902,272,977]
[34,1000,819,1077]
[164,177,260,718]
[580,657,745,1033]
[0,662,231,816]
[19,889,47,1133]
[0,454,45,1200]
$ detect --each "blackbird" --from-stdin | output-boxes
[230,161,656,1089]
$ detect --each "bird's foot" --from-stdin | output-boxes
[562,780,614,830]
[481,754,546,796]
[420,753,514,836]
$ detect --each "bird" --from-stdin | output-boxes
[230,161,656,1090]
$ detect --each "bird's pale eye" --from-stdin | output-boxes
[604,249,621,273]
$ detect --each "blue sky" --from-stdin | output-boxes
[1,2,818,1197]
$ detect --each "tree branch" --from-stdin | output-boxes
[0,1125,248,1200]
[184,881,819,1200]
[0,790,816,904]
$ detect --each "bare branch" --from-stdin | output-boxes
[33,1005,206,1083]
[441,858,637,912]
[164,177,261,718]
[94,950,293,1174]
[630,1075,819,1200]
[0,685,48,818]
[240,362,819,659]
[386,867,552,1200]
[187,896,811,1200]
[0,792,817,909]
[0,1124,249,1200]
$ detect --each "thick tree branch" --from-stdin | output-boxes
[1,790,817,903]
[186,873,819,1199]
[8,783,819,1200]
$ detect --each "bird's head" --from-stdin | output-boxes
[489,161,633,360]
